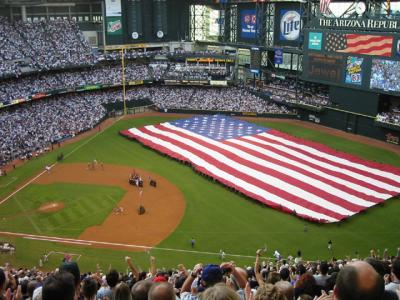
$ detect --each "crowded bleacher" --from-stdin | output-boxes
[251,78,331,108]
[0,248,399,300]
[0,86,294,166]
[376,105,400,126]
[0,17,95,78]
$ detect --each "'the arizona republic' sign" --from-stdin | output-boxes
[316,18,400,31]
[280,10,301,41]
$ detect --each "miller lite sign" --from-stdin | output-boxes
[279,10,301,41]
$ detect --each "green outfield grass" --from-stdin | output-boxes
[0,115,399,272]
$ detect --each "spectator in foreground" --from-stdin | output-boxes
[115,282,132,300]
[42,272,75,300]
[148,282,175,300]
[202,283,241,300]
[333,261,384,300]
[131,280,153,300]
[81,277,98,300]
[254,283,286,300]
[385,259,400,294]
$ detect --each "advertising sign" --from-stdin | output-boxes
[105,0,122,17]
[107,17,123,36]
[307,53,344,83]
[274,3,302,47]
[279,10,301,41]
[240,9,257,39]
[274,48,283,64]
[345,56,363,85]
[308,32,322,50]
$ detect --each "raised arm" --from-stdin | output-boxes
[125,256,140,280]
[181,263,203,293]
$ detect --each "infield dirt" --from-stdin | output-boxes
[34,163,186,251]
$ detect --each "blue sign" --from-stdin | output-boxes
[241,10,257,39]
[279,10,301,41]
[308,32,322,50]
[274,48,283,65]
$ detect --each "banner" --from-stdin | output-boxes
[128,80,144,86]
[274,48,283,64]
[210,80,228,86]
[240,9,257,39]
[274,3,302,47]
[84,85,101,91]
[107,17,123,36]
[345,56,363,86]
[31,93,47,100]
[105,0,122,17]
[279,10,301,42]
[308,32,322,50]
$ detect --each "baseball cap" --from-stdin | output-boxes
[201,264,222,285]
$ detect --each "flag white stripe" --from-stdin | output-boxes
[252,134,400,193]
[232,137,392,200]
[262,132,400,184]
[147,125,354,216]
[128,128,338,222]
[164,123,381,206]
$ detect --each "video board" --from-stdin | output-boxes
[302,29,400,96]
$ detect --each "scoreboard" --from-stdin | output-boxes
[302,29,400,96]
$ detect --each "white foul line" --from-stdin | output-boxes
[0,231,261,259]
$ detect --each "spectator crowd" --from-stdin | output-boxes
[0,17,95,78]
[0,247,399,300]
[0,85,294,166]
[250,78,330,108]
[0,62,150,105]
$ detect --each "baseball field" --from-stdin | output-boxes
[0,113,399,272]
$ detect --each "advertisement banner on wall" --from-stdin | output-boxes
[107,17,123,36]
[105,0,122,16]
[308,32,323,50]
[345,56,363,85]
[274,48,283,64]
[240,9,258,39]
[274,3,302,47]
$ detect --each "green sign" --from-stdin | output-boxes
[107,17,123,36]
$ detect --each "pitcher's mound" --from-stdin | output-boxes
[38,202,64,213]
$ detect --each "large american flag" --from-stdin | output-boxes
[121,115,400,223]
[325,33,393,57]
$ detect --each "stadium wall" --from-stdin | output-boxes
[297,107,400,144]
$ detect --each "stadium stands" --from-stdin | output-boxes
[0,251,399,300]
[0,18,95,78]
[0,86,293,165]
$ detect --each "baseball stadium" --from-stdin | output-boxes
[0,0,399,299]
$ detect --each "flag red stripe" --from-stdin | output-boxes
[339,46,392,57]
[265,130,400,190]
[140,126,347,220]
[156,124,367,212]
[253,134,397,196]
[227,137,385,205]
[121,129,337,222]
[345,35,392,47]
